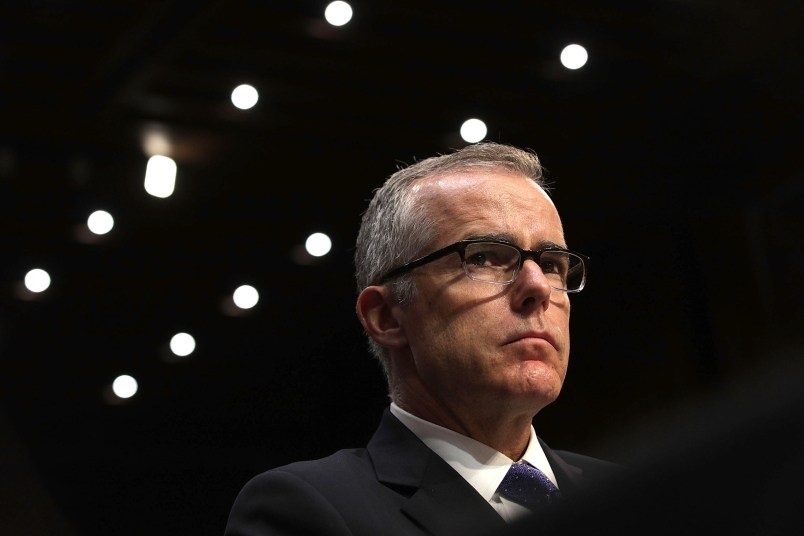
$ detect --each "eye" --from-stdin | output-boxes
[466,250,493,267]
[539,252,569,276]
[464,243,517,268]
[539,259,558,274]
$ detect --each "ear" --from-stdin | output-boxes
[355,286,408,349]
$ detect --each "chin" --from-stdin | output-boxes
[523,375,563,406]
[518,359,564,384]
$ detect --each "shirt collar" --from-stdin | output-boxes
[389,403,559,501]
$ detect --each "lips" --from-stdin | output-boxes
[503,330,557,350]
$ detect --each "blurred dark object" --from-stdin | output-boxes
[505,348,804,535]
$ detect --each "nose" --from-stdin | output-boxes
[510,258,552,310]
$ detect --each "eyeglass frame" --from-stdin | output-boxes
[378,238,589,292]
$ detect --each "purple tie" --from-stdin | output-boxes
[498,462,562,508]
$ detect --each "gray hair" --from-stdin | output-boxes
[354,142,548,382]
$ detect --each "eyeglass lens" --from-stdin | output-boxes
[463,242,583,290]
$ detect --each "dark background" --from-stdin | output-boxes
[1,1,802,534]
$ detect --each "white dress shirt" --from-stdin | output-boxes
[390,403,559,523]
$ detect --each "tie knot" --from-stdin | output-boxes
[498,462,562,509]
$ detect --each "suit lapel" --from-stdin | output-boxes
[538,437,585,495]
[367,410,507,536]
[401,454,507,536]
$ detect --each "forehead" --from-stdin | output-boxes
[412,167,565,247]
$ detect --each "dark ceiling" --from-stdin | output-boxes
[2,1,803,534]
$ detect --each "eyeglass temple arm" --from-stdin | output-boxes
[378,244,463,284]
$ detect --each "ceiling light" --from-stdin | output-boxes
[87,210,114,235]
[305,232,332,257]
[170,332,196,357]
[144,155,177,198]
[560,44,588,70]
[112,375,138,399]
[460,118,487,143]
[325,1,353,26]
[233,285,260,310]
[231,84,259,110]
[24,268,51,293]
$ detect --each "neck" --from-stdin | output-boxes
[392,387,536,461]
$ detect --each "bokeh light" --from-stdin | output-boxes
[231,84,259,110]
[460,118,487,143]
[142,129,171,157]
[170,332,196,357]
[144,155,177,198]
[87,210,114,235]
[112,375,138,399]
[24,268,51,293]
[233,285,259,310]
[560,44,588,69]
[325,1,353,26]
[305,232,332,257]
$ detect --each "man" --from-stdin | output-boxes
[225,143,617,536]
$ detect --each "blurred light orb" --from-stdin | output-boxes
[170,332,196,357]
[231,84,259,110]
[233,285,259,309]
[112,375,138,399]
[142,130,171,157]
[305,232,332,257]
[460,118,487,143]
[87,210,114,235]
[144,155,177,198]
[560,44,588,69]
[325,1,352,26]
[324,0,352,26]
[24,268,51,293]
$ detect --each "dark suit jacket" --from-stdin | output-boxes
[225,409,618,536]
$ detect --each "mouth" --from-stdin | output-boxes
[503,331,557,350]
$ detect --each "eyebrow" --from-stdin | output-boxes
[463,232,517,244]
[462,233,568,250]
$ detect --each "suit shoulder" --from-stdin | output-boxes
[243,447,375,491]
[553,449,623,478]
[227,452,367,536]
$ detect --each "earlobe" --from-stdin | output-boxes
[355,286,407,349]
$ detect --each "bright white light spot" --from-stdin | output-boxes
[231,84,259,110]
[144,155,177,198]
[87,210,114,235]
[460,118,487,143]
[305,232,332,257]
[325,1,352,26]
[112,375,138,399]
[170,332,196,357]
[560,44,588,70]
[233,285,259,310]
[24,268,51,293]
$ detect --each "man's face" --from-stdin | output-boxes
[394,169,571,419]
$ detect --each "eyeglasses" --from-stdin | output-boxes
[379,239,588,292]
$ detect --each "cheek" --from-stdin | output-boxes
[423,293,485,342]
[558,353,569,381]
[554,299,571,343]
